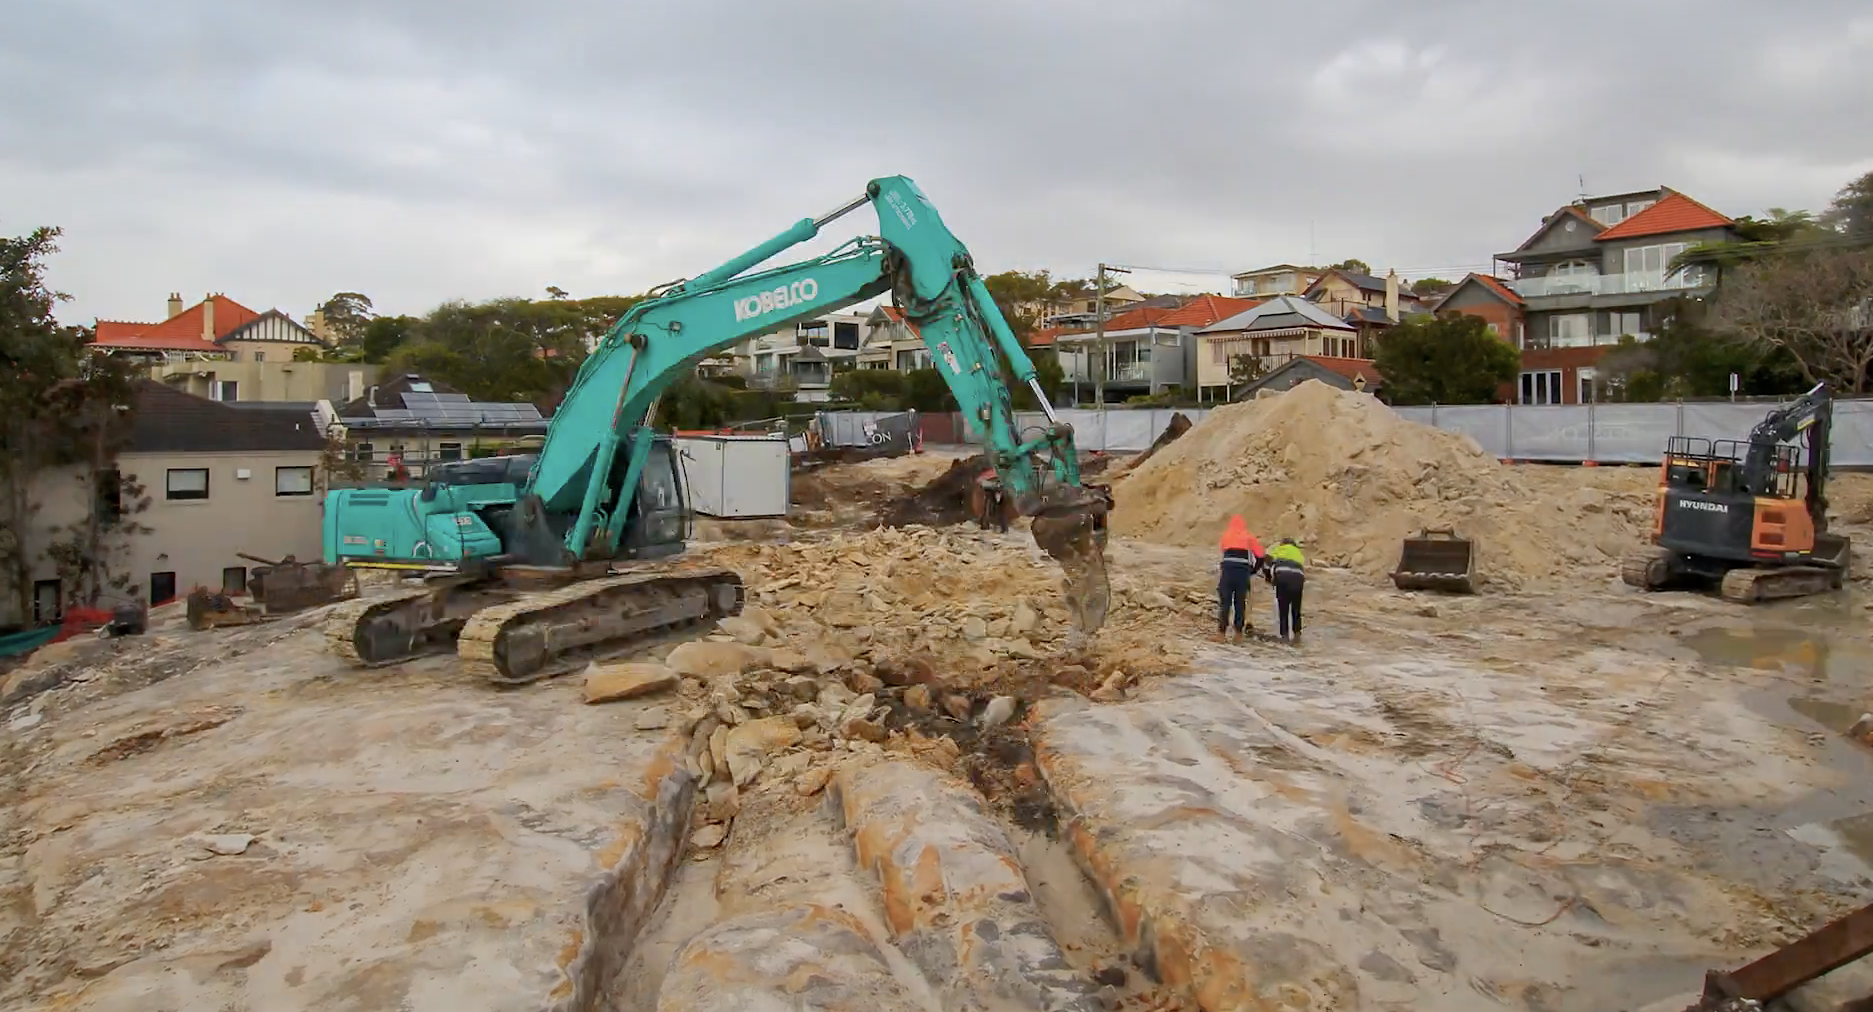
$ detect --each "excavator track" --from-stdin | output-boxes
[1620,547,1673,591]
[458,567,743,686]
[323,566,745,685]
[1717,565,1840,604]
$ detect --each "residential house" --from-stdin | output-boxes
[733,311,873,398]
[1235,356,1384,400]
[1230,264,1325,300]
[1048,295,1262,403]
[1,382,328,626]
[1301,268,1421,353]
[91,293,364,403]
[325,374,551,480]
[1195,296,1360,402]
[1016,285,1146,330]
[1492,187,1736,404]
[858,306,930,371]
[1053,305,1184,402]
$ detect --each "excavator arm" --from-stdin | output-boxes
[1742,381,1831,528]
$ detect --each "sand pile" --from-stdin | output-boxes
[1110,381,1652,587]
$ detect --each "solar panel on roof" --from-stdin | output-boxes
[436,393,470,403]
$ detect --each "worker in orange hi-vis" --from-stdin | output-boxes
[1217,514,1265,642]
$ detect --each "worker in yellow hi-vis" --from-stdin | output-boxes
[1261,538,1306,645]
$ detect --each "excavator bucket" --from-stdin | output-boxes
[1391,527,1478,594]
[246,557,359,615]
[1028,484,1113,644]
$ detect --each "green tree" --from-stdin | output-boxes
[1822,169,1873,238]
[1410,277,1456,300]
[1712,247,1873,392]
[903,367,959,413]
[1598,298,1806,400]
[359,314,420,362]
[830,369,909,410]
[316,292,375,347]
[0,226,153,622]
[1330,258,1372,275]
[981,269,1054,338]
[1228,353,1268,388]
[1372,313,1519,405]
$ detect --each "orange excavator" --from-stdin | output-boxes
[1622,382,1851,603]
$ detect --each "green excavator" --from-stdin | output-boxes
[319,175,1113,684]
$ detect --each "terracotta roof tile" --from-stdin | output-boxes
[1593,191,1732,241]
[1300,355,1382,385]
[1156,295,1264,328]
[90,295,262,350]
[1471,274,1524,305]
[1024,327,1060,347]
[1098,306,1180,332]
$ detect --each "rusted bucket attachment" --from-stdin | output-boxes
[242,554,359,615]
[1391,527,1477,594]
[186,587,265,631]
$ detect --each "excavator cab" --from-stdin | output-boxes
[617,436,689,559]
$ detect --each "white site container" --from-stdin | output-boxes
[673,434,791,518]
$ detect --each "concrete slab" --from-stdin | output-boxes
[1,625,695,1012]
[1032,643,1867,1012]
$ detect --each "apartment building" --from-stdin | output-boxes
[1229,264,1325,300]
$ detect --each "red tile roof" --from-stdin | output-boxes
[1098,306,1180,332]
[1025,327,1060,348]
[1156,295,1264,328]
[1593,191,1732,241]
[1472,274,1523,305]
[875,304,922,336]
[91,295,263,352]
[1300,356,1382,386]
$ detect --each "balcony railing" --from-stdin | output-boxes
[1510,269,1711,298]
[1062,361,1152,383]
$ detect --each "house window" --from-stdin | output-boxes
[255,351,266,362]
[833,321,861,350]
[1548,314,1592,348]
[796,321,830,346]
[1604,311,1643,343]
[222,566,248,595]
[1520,370,1564,405]
[211,380,238,401]
[166,467,210,501]
[1578,367,1599,404]
[32,579,61,625]
[438,442,463,462]
[1622,242,1689,277]
[1593,204,1626,226]
[275,466,315,496]
[353,441,375,463]
[150,571,177,606]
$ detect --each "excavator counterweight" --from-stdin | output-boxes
[318,177,1111,682]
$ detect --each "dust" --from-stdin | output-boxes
[1110,380,1657,588]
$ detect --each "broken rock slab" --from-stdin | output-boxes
[832,759,1103,1012]
[653,781,928,1012]
[665,640,768,680]
[1029,654,1799,1012]
[5,624,700,1012]
[583,661,679,704]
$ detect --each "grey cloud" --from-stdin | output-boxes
[4,0,1871,322]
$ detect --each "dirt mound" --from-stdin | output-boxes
[877,455,991,527]
[1110,381,1653,587]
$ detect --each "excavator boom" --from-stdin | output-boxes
[321,176,1111,681]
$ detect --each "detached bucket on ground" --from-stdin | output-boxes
[1391,527,1478,594]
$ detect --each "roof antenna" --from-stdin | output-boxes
[1577,173,1588,203]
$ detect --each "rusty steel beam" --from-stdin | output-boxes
[1697,902,1873,1008]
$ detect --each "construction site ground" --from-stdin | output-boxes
[6,397,1873,1011]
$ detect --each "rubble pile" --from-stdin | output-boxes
[1111,380,1655,587]
[592,525,1204,846]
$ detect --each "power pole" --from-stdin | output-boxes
[1093,262,1130,410]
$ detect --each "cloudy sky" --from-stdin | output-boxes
[5,0,1872,326]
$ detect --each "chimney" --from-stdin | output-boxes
[201,294,215,340]
[167,292,183,319]
[1384,269,1400,323]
